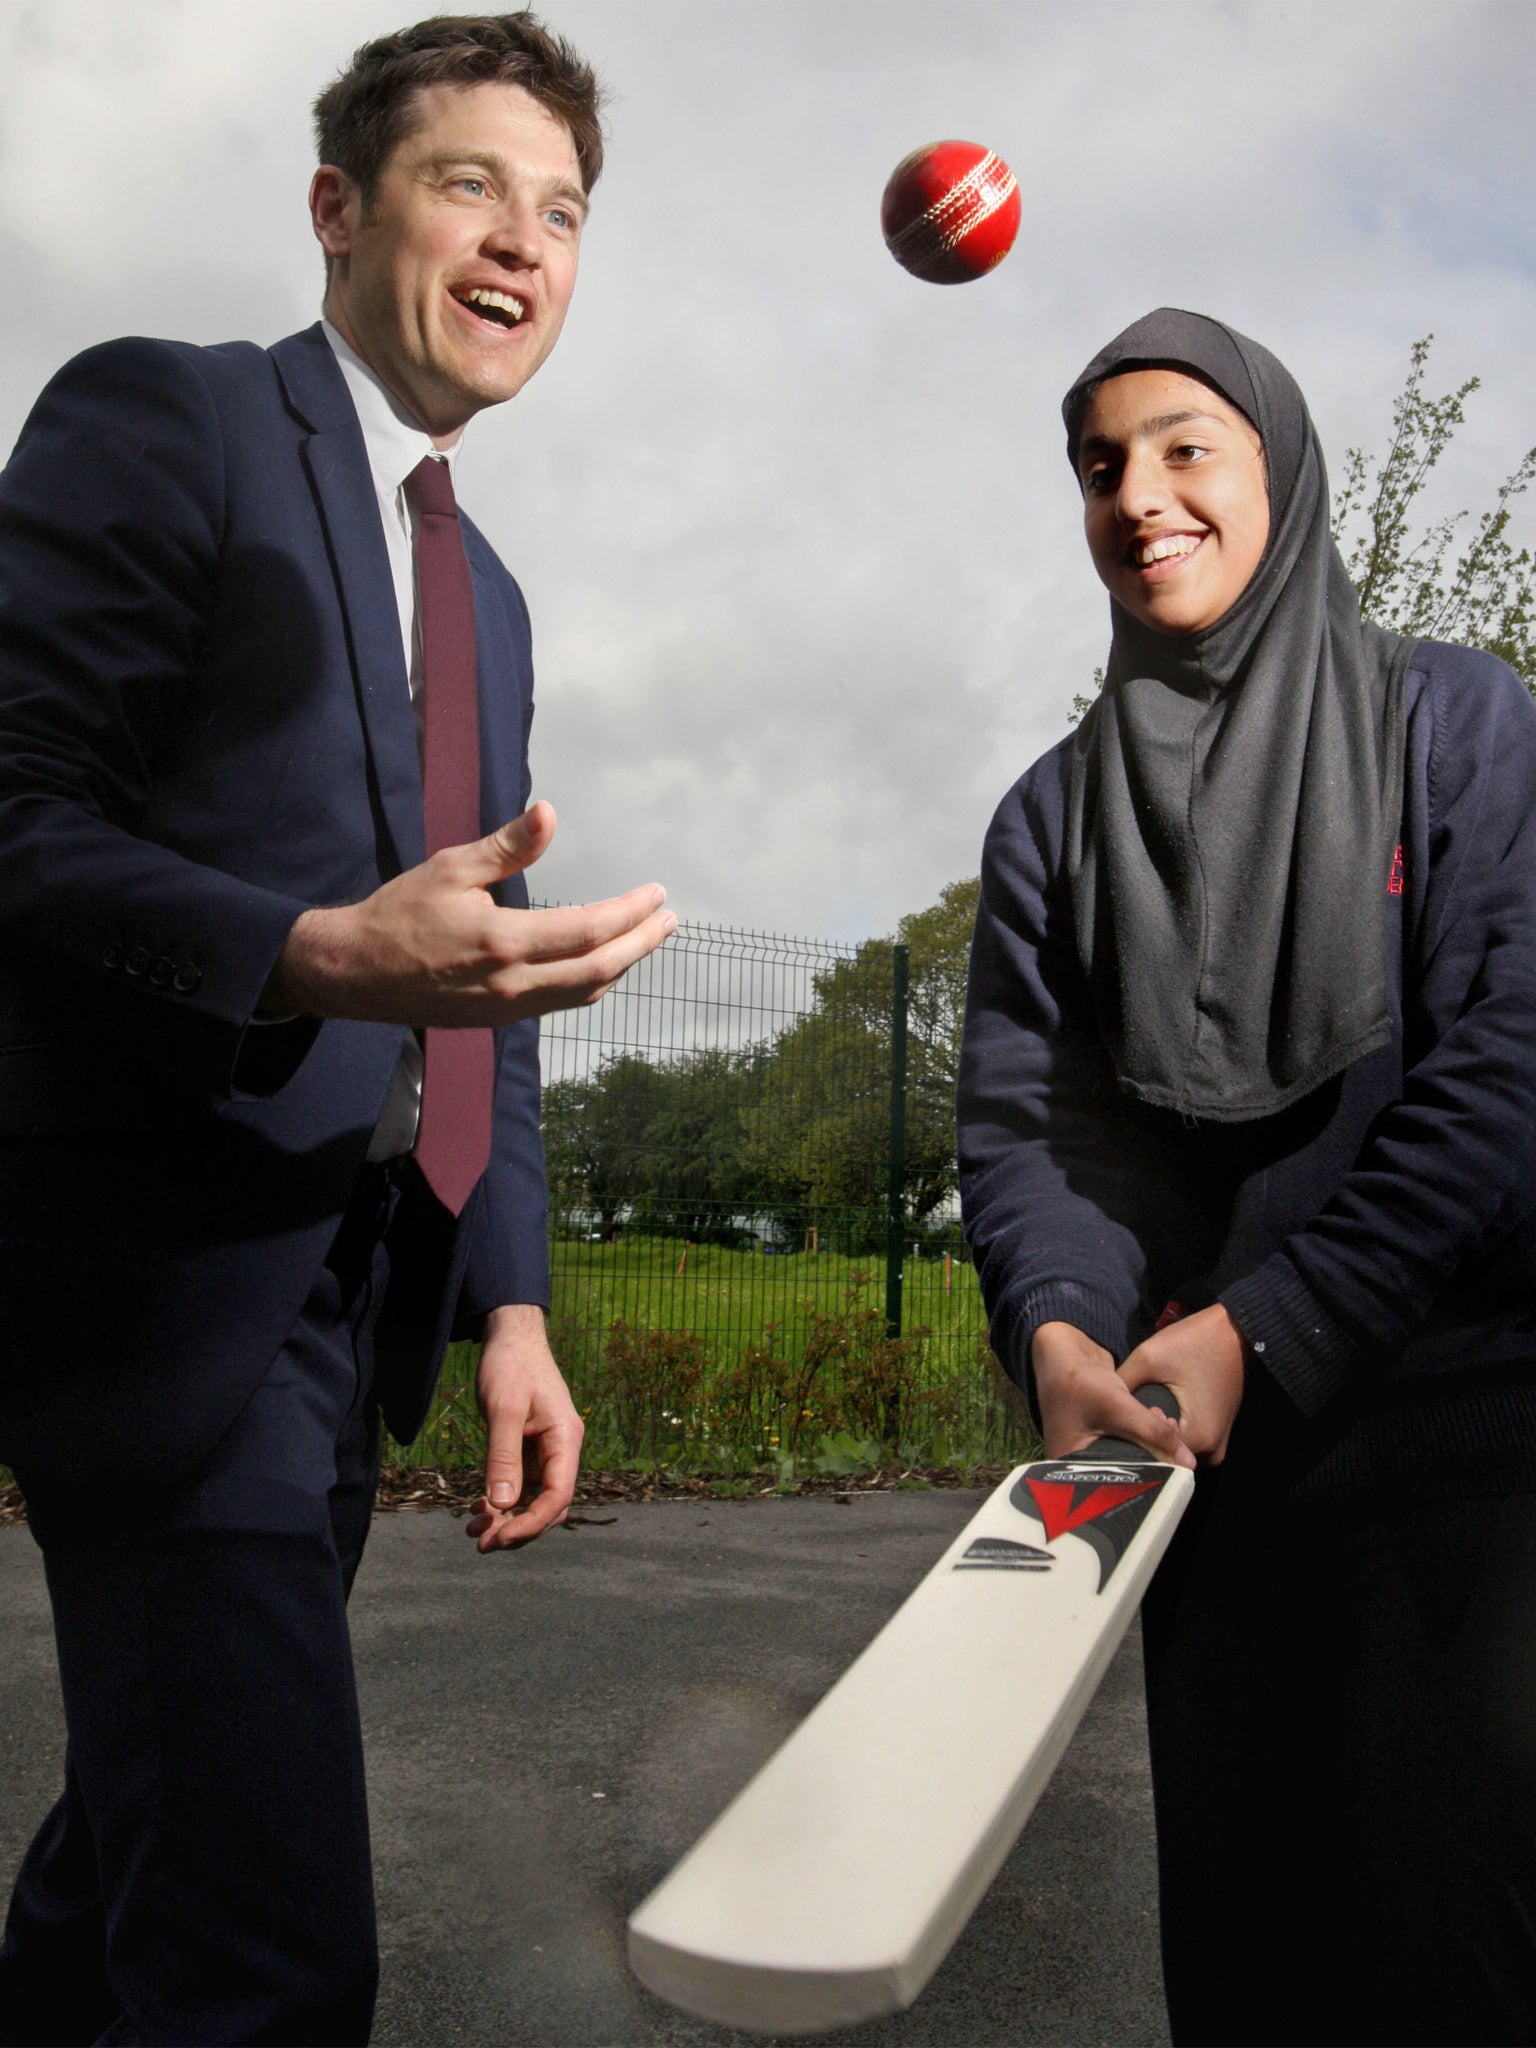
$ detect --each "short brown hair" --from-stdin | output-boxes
[313,11,605,198]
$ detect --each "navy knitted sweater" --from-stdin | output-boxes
[959,642,1536,1497]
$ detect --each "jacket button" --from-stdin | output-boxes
[147,957,174,989]
[124,946,150,977]
[102,941,126,971]
[172,963,203,994]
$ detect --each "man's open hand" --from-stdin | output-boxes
[262,800,675,1026]
[465,1305,584,1553]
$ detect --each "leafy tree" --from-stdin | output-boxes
[628,1045,761,1243]
[1331,337,1534,686]
[893,877,980,1221]
[542,1054,668,1240]
[737,1000,888,1229]
[544,1046,765,1244]
[1069,665,1104,728]
[740,878,981,1232]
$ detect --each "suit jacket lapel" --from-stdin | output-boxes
[271,326,426,877]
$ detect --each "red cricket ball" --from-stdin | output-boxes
[880,140,1021,286]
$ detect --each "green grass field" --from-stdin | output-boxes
[394,1233,1026,1475]
[549,1233,987,1376]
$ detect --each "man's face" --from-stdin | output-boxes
[311,81,586,439]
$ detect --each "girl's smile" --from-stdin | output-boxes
[1077,368,1269,635]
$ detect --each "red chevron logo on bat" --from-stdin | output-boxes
[1010,1461,1174,1591]
[1023,1475,1161,1545]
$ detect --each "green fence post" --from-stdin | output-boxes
[884,943,910,1340]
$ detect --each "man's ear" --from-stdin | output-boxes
[309,165,359,265]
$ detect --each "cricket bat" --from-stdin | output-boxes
[627,1387,1192,2036]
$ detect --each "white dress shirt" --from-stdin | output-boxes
[321,320,465,1162]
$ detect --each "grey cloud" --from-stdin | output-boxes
[2,0,1532,936]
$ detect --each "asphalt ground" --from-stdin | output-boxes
[0,1495,1170,2048]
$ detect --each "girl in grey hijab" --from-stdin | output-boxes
[1064,306,1412,1123]
[959,309,1536,2044]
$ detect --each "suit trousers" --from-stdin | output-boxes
[1142,1430,1536,2048]
[0,1166,402,2047]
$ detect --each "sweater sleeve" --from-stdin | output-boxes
[958,753,1157,1406]
[1221,649,1536,1416]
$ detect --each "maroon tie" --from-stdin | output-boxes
[404,454,494,1215]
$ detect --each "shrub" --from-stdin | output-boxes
[708,1337,794,1468]
[596,1320,709,1469]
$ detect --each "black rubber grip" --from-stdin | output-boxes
[1075,1382,1180,1465]
[1134,1383,1179,1421]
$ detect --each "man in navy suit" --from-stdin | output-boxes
[0,14,671,2042]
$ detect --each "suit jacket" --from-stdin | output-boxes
[0,323,550,1495]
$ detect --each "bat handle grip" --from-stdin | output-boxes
[1076,1382,1180,1465]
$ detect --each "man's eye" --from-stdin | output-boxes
[457,178,488,198]
[547,207,575,230]
[1170,443,1207,463]
[1085,468,1117,495]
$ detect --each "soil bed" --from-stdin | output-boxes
[375,1460,1014,1514]
[0,1462,1017,1531]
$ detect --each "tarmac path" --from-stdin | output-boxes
[0,1494,1169,2047]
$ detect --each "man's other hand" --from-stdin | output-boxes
[1031,1320,1196,1469]
[466,1305,584,1553]
[261,800,675,1026]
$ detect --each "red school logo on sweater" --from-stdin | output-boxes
[1389,844,1405,896]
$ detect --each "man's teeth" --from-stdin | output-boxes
[462,287,525,322]
[1137,535,1202,565]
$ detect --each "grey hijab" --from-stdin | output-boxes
[1062,308,1412,1123]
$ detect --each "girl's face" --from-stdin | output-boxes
[1078,368,1269,636]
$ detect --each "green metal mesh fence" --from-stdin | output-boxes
[394,916,1032,1476]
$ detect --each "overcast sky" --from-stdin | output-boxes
[2,0,1532,940]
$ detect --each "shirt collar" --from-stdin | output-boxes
[322,319,463,497]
